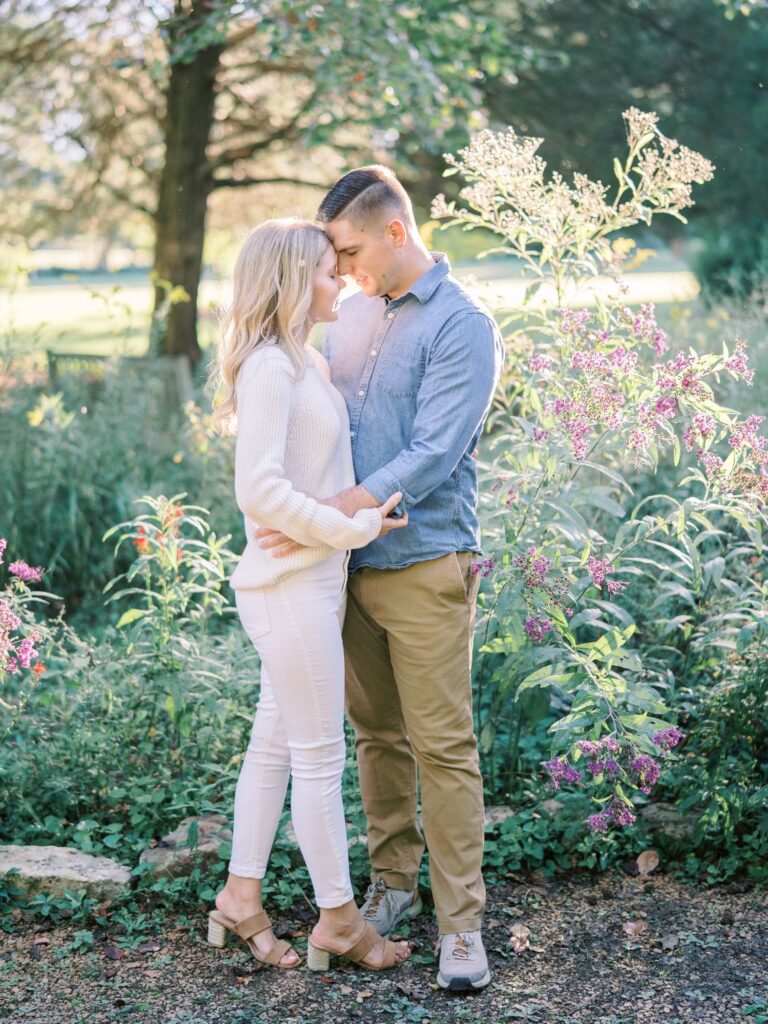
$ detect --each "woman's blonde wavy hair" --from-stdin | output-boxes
[208,217,331,434]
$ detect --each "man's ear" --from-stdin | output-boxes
[385,219,408,247]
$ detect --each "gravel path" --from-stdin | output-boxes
[1,873,766,1024]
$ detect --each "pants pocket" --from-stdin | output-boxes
[452,551,482,602]
[236,588,272,641]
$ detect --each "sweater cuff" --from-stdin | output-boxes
[353,507,383,547]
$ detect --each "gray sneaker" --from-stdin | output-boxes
[360,878,423,936]
[436,930,491,991]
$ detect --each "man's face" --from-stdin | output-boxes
[326,217,401,298]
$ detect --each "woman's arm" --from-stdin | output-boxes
[235,351,382,550]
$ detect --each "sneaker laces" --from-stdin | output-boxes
[362,879,388,919]
[449,933,474,961]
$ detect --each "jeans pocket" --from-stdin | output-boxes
[236,588,272,641]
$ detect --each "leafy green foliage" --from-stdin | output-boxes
[435,112,768,832]
[0,362,242,620]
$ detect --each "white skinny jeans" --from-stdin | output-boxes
[229,551,353,908]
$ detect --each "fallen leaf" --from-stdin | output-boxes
[32,935,51,946]
[339,985,354,995]
[136,940,163,954]
[121,961,143,969]
[396,982,427,1001]
[622,920,648,937]
[637,850,660,877]
[661,933,679,951]
[104,946,123,961]
[524,885,553,903]
[145,970,162,979]
[29,944,41,961]
[356,989,373,1003]
[509,923,531,953]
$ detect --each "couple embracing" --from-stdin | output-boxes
[208,166,503,992]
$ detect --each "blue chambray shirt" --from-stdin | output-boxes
[323,253,504,571]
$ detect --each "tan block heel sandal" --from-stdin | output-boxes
[207,908,299,968]
[307,920,406,972]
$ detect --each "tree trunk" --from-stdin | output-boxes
[152,5,222,367]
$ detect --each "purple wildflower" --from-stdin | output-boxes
[684,412,717,452]
[524,616,552,644]
[16,636,38,669]
[529,354,553,373]
[697,449,724,477]
[0,600,21,633]
[576,740,600,756]
[470,557,495,578]
[630,754,660,794]
[8,561,44,584]
[587,556,612,587]
[724,340,755,385]
[588,811,611,833]
[652,726,684,751]
[654,395,677,419]
[610,801,636,827]
[728,415,767,457]
[0,538,6,565]
[544,756,582,790]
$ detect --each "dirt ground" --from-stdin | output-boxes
[1,872,766,1024]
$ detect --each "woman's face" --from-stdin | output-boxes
[308,244,346,324]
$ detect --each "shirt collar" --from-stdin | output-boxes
[390,252,450,305]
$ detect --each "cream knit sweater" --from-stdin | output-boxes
[229,343,382,590]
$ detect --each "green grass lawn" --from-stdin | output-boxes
[3,259,765,412]
[1,277,225,358]
[2,258,700,356]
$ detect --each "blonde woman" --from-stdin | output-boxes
[207,219,410,973]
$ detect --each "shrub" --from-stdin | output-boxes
[435,110,768,830]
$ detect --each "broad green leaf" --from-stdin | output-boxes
[116,608,150,629]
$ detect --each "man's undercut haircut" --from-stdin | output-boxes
[317,165,414,229]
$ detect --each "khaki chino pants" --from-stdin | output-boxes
[343,551,486,934]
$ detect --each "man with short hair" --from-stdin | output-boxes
[259,165,503,990]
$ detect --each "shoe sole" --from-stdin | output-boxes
[436,969,491,992]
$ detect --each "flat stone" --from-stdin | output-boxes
[539,798,565,818]
[639,802,698,841]
[139,814,232,877]
[0,845,131,901]
[485,805,516,826]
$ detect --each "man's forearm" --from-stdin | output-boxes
[320,484,379,518]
